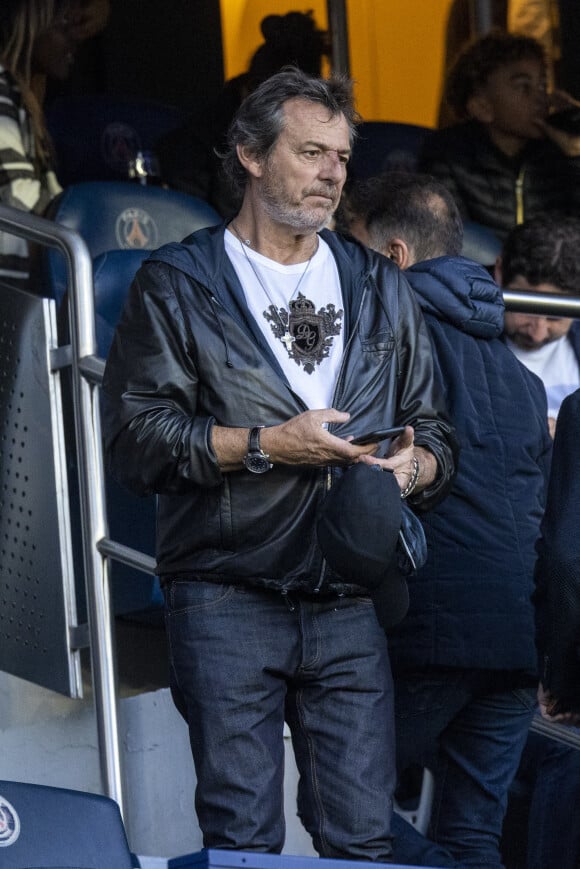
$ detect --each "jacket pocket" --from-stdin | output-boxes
[361,329,395,355]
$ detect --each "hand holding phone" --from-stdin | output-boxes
[350,425,406,446]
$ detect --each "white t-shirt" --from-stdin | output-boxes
[225,232,344,409]
[506,334,580,419]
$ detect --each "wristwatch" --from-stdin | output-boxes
[243,426,273,474]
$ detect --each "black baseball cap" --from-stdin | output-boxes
[317,463,411,629]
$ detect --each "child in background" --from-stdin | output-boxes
[420,30,580,241]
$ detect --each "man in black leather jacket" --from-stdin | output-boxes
[102,68,457,859]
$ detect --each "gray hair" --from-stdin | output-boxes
[220,66,359,194]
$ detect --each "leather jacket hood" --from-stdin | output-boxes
[102,224,458,594]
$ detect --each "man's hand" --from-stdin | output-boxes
[212,409,385,472]
[541,90,580,157]
[538,683,580,724]
[542,122,580,157]
[356,426,437,495]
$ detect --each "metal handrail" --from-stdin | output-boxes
[503,289,580,317]
[0,204,124,814]
[531,715,580,749]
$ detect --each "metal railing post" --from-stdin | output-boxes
[326,0,350,76]
[0,205,124,813]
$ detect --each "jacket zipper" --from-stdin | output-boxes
[312,284,369,594]
[515,167,526,225]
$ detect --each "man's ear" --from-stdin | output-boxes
[236,143,263,179]
[385,238,412,270]
[466,91,494,124]
[494,254,503,285]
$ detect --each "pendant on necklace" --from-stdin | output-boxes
[281,331,296,352]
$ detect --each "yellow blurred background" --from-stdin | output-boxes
[219,0,454,128]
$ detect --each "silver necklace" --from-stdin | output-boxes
[230,222,316,354]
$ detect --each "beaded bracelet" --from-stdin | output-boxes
[401,456,420,500]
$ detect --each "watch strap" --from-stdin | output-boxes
[248,425,265,454]
[243,425,273,473]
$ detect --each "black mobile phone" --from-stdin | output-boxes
[350,425,406,445]
[546,107,580,135]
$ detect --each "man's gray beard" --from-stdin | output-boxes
[261,197,335,233]
[259,173,338,234]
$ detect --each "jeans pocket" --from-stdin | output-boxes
[166,579,235,614]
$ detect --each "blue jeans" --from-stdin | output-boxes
[391,668,537,868]
[164,580,396,859]
[502,727,580,869]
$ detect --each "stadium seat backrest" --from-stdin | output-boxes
[44,180,221,306]
[0,779,137,867]
[93,248,151,358]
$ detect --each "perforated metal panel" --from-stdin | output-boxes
[0,283,81,697]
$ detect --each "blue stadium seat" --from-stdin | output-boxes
[349,121,434,180]
[0,779,138,867]
[44,180,221,306]
[46,93,186,186]
[93,248,151,357]
[92,249,161,617]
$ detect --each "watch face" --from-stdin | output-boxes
[244,453,272,474]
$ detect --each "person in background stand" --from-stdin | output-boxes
[0,0,76,286]
[501,381,580,869]
[534,385,580,722]
[338,171,552,868]
[0,0,110,288]
[421,30,580,242]
[496,213,580,436]
[496,213,580,869]
[102,68,457,857]
[437,1,561,127]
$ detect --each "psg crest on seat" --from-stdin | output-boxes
[115,207,159,249]
[0,795,20,847]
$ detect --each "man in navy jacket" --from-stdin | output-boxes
[341,172,552,868]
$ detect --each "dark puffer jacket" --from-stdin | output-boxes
[102,225,457,596]
[419,120,580,241]
[388,256,552,673]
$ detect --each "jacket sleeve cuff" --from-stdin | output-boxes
[189,416,224,488]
